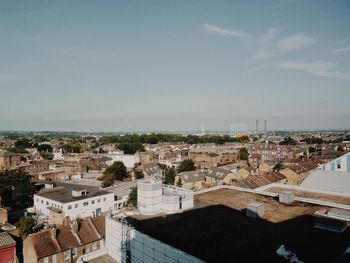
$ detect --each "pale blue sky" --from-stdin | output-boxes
[0,0,349,132]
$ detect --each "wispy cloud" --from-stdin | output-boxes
[251,28,280,61]
[334,46,350,53]
[279,61,350,80]
[203,24,252,39]
[277,33,315,52]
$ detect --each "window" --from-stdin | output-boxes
[337,164,341,169]
[52,254,57,263]
[68,205,72,210]
[92,242,97,251]
[103,198,106,201]
[85,246,90,253]
[43,257,48,263]
[75,203,79,208]
[72,247,78,257]
[41,200,43,204]
[36,198,39,202]
[91,200,95,204]
[46,201,49,205]
[97,199,101,203]
[64,250,70,260]
[83,202,88,206]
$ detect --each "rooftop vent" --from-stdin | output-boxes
[246,203,265,218]
[45,183,54,189]
[72,190,87,197]
[279,191,294,204]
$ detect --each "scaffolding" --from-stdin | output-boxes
[120,217,132,263]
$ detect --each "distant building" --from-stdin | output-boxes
[34,182,114,219]
[0,150,24,170]
[324,151,350,172]
[175,171,206,190]
[104,151,140,168]
[23,216,105,263]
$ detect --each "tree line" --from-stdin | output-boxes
[99,133,249,145]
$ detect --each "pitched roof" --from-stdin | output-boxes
[0,232,15,247]
[177,171,206,183]
[26,215,105,258]
[28,229,61,258]
[56,227,80,251]
[206,167,230,179]
[78,218,101,244]
[92,215,106,236]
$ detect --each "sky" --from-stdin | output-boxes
[0,0,350,132]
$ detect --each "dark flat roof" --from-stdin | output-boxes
[36,182,112,203]
[133,205,350,263]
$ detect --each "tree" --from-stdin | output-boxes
[101,174,114,188]
[41,152,54,160]
[118,142,145,154]
[177,159,195,173]
[134,170,144,180]
[15,138,32,148]
[164,168,176,185]
[239,148,249,160]
[19,216,36,239]
[273,162,282,172]
[176,178,183,187]
[127,187,137,207]
[62,143,82,153]
[279,136,298,145]
[0,169,35,209]
[104,161,127,181]
[37,144,53,152]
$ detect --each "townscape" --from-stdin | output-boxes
[1,1,350,262]
[1,130,350,262]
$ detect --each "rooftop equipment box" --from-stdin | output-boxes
[246,203,264,218]
[279,191,294,204]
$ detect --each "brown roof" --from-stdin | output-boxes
[26,215,105,259]
[92,215,106,236]
[56,226,80,251]
[29,229,61,258]
[78,219,101,244]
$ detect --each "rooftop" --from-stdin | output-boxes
[132,189,350,263]
[36,182,112,203]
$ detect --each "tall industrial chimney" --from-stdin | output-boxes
[256,120,259,134]
[264,120,267,134]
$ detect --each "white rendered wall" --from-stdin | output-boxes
[138,180,163,215]
[105,153,141,168]
[34,193,114,219]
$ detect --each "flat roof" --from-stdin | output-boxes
[265,186,350,205]
[36,182,112,203]
[133,189,350,263]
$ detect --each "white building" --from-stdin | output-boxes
[34,182,115,219]
[137,179,193,215]
[104,151,141,168]
[324,151,350,173]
